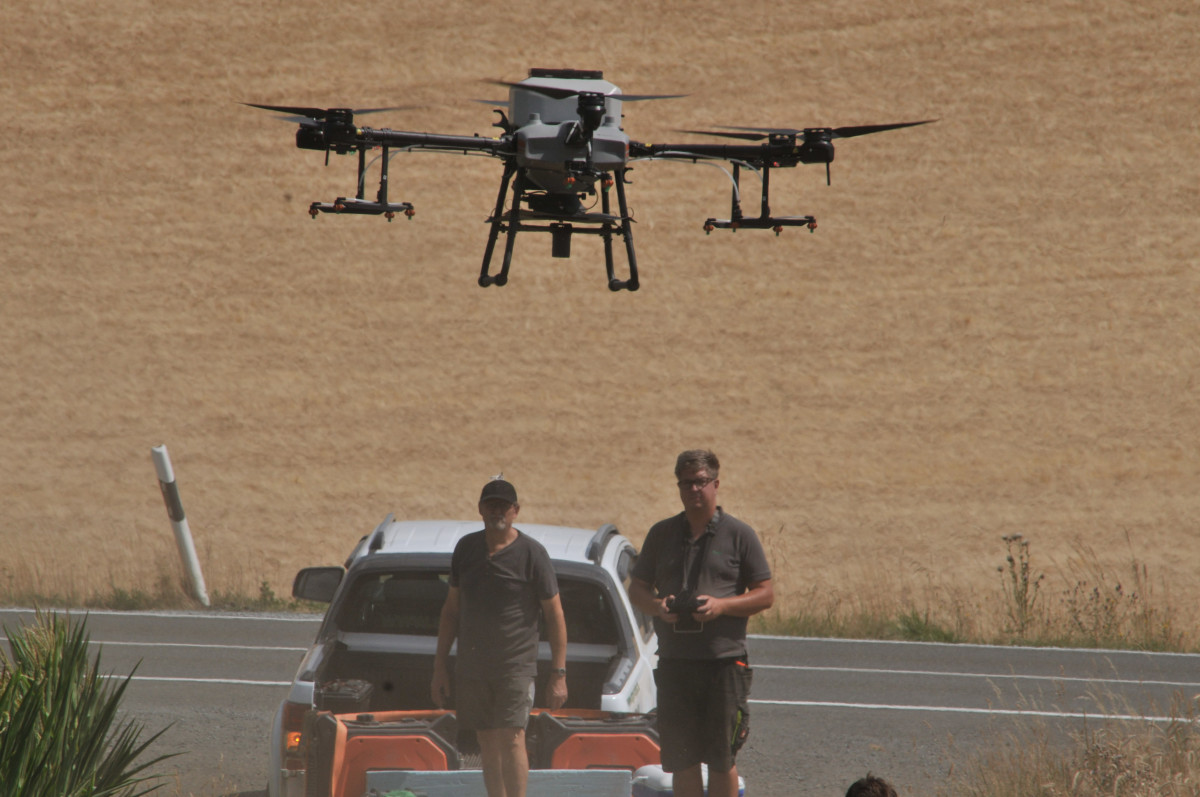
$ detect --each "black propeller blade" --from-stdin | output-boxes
[827,120,937,138]
[484,80,686,102]
[243,103,420,125]
[677,129,765,141]
[684,120,936,141]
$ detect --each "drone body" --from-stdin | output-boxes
[507,70,630,194]
[248,68,932,291]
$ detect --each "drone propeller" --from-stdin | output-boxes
[484,80,686,103]
[677,128,764,141]
[682,120,936,141]
[678,119,935,185]
[243,103,420,126]
[826,120,937,138]
[245,102,422,164]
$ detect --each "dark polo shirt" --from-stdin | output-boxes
[450,529,559,678]
[633,508,771,660]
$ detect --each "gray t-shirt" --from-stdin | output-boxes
[450,529,559,678]
[632,508,772,660]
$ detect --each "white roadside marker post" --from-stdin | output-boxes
[151,444,210,607]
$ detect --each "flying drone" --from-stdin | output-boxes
[248,68,933,291]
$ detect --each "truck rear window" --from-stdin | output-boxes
[334,569,620,647]
[336,572,450,636]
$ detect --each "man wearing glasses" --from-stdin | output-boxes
[629,450,774,797]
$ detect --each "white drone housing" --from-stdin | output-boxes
[508,69,630,192]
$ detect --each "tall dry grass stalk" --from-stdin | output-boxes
[942,692,1200,796]
[752,532,1195,651]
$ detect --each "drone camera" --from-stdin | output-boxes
[577,93,607,133]
[551,224,572,258]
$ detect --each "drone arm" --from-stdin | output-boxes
[630,141,769,163]
[354,127,512,157]
[293,118,513,159]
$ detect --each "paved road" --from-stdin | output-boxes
[3,608,1198,796]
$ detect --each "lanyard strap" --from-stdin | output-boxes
[681,528,712,593]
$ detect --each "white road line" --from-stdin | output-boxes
[755,663,1200,689]
[749,634,1200,660]
[0,608,322,622]
[750,698,1184,724]
[95,640,309,652]
[100,674,292,687]
[0,636,308,653]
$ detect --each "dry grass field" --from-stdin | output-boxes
[2,0,1198,634]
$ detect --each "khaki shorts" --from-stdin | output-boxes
[653,657,752,773]
[455,673,535,731]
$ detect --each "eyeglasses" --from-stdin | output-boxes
[677,476,716,490]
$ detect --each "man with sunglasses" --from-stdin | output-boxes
[629,450,774,797]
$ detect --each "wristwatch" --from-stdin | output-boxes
[551,667,567,676]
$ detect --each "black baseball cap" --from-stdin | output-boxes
[479,478,518,505]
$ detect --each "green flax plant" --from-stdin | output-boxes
[0,610,175,797]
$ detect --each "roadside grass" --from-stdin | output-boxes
[2,532,1192,649]
[750,532,1195,653]
[1,574,322,614]
[938,691,1200,796]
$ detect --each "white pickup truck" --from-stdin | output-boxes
[267,517,661,797]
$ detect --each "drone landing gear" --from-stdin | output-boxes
[703,162,816,236]
[309,198,414,220]
[479,167,640,292]
[306,144,415,221]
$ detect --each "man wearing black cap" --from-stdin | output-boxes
[431,477,568,797]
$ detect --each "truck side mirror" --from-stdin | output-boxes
[293,566,345,602]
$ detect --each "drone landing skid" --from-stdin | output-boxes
[704,215,817,235]
[703,161,817,236]
[309,197,415,221]
[307,143,416,221]
[479,167,640,292]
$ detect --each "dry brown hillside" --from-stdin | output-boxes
[2,0,1198,623]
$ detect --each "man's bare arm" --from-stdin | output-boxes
[430,585,460,707]
[542,593,568,709]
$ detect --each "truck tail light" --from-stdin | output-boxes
[281,700,309,771]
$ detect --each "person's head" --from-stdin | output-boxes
[674,449,720,481]
[478,478,519,534]
[674,449,720,516]
[845,774,898,797]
